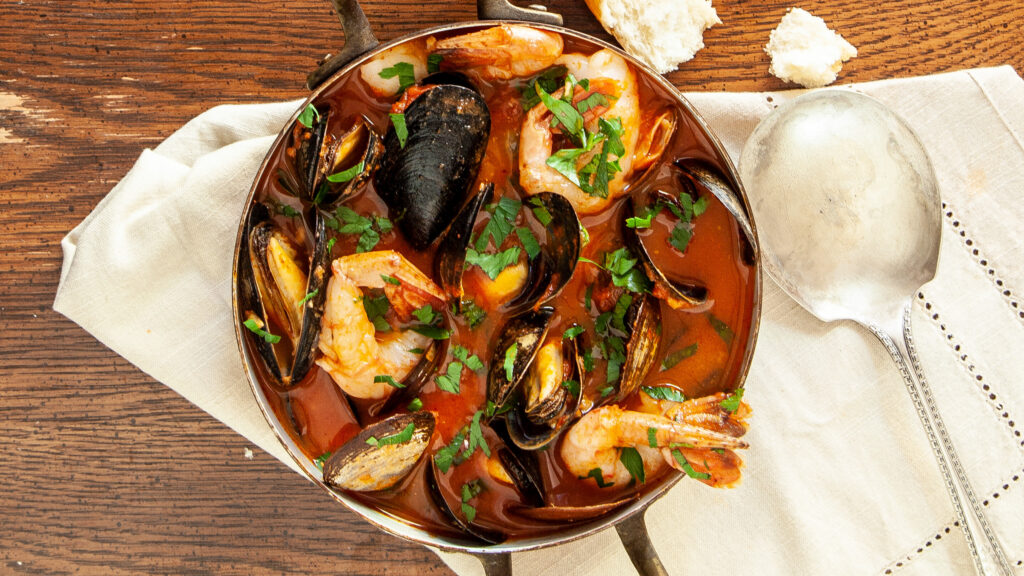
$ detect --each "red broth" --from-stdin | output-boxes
[243,27,756,542]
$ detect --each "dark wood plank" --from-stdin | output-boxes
[1,0,1021,573]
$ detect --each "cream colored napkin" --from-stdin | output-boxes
[54,67,1024,576]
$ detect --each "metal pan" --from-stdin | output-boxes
[231,1,763,574]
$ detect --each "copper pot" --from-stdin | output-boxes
[231,1,762,573]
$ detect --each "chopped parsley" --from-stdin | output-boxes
[452,345,485,371]
[272,200,301,218]
[427,53,443,74]
[642,385,687,403]
[412,304,437,324]
[326,160,365,184]
[647,427,658,448]
[611,293,633,332]
[362,293,391,332]
[457,299,487,328]
[474,196,521,252]
[365,421,416,447]
[520,65,567,111]
[661,343,698,371]
[561,379,580,396]
[297,103,320,128]
[313,451,331,471]
[329,206,392,253]
[563,325,585,340]
[671,449,711,480]
[381,274,400,285]
[434,360,463,393]
[515,226,541,259]
[619,447,645,484]
[298,288,319,307]
[582,467,613,488]
[465,246,521,280]
[465,410,491,458]
[326,237,336,252]
[626,204,662,229]
[720,387,744,413]
[599,384,615,398]
[374,374,404,389]
[434,429,467,473]
[528,196,552,226]
[503,343,517,382]
[411,323,451,340]
[378,61,416,93]
[407,398,423,412]
[389,113,408,148]
[604,247,651,293]
[461,479,484,523]
[708,314,735,345]
[243,317,281,344]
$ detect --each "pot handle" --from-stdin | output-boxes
[615,512,670,576]
[306,0,380,90]
[474,552,512,576]
[307,0,564,89]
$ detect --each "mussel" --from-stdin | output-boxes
[610,293,661,403]
[676,159,757,255]
[505,329,584,450]
[287,107,383,208]
[241,204,329,388]
[374,82,491,249]
[437,189,581,316]
[323,411,435,492]
[485,307,554,414]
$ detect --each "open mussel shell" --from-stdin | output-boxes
[486,307,554,416]
[602,293,661,405]
[437,182,495,310]
[427,458,506,545]
[496,446,545,508]
[316,116,384,209]
[506,331,584,451]
[627,189,711,312]
[374,83,491,249]
[504,192,582,316]
[676,158,757,257]
[367,336,448,417]
[514,496,637,522]
[245,208,330,388]
[323,411,435,492]
[290,105,330,201]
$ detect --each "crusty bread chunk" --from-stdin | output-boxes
[585,0,720,74]
[765,8,857,88]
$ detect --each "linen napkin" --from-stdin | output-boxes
[54,66,1024,576]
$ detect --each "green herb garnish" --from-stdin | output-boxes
[374,374,404,389]
[641,385,687,403]
[458,299,487,328]
[434,430,467,473]
[465,246,521,280]
[474,196,521,251]
[298,288,319,307]
[434,360,463,394]
[330,206,392,253]
[503,343,517,382]
[648,427,658,448]
[313,451,332,471]
[515,226,541,259]
[582,467,613,488]
[528,196,552,226]
[412,324,451,340]
[365,421,416,448]
[407,398,423,412]
[671,449,711,480]
[720,387,744,413]
[362,293,391,332]
[297,103,320,128]
[620,447,645,484]
[243,317,281,344]
[326,160,365,184]
[378,61,416,93]
[521,65,567,111]
[561,379,580,396]
[427,53,444,74]
[389,112,408,148]
[452,345,484,371]
[708,314,734,345]
[381,274,400,286]
[661,343,698,371]
[412,304,436,324]
[563,325,585,340]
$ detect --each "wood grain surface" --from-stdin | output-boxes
[1,0,1021,574]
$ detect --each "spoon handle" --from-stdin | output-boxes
[870,306,1013,576]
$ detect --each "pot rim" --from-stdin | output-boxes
[230,18,763,556]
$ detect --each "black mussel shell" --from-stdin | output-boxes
[506,330,584,451]
[627,189,710,312]
[675,158,757,258]
[486,307,554,417]
[504,192,581,316]
[514,497,637,522]
[367,337,448,417]
[437,182,495,310]
[245,208,330,388]
[315,116,384,209]
[323,412,435,492]
[427,458,506,544]
[420,71,478,91]
[496,446,545,508]
[374,84,491,249]
[239,204,282,383]
[613,293,661,403]
[290,105,331,202]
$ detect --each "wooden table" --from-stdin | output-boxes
[1,0,1021,573]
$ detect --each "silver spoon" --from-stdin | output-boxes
[738,89,1012,575]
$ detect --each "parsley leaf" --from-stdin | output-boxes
[661,343,698,370]
[582,467,613,488]
[708,314,735,346]
[434,430,467,473]
[407,398,423,412]
[412,304,436,324]
[374,374,404,389]
[411,324,451,340]
[381,274,400,286]
[535,82,585,145]
[465,411,491,458]
[520,65,567,111]
[313,451,332,471]
[474,197,521,252]
[243,317,281,344]
[671,449,711,480]
[669,223,693,253]
[515,226,541,259]
[460,479,483,523]
[561,379,580,396]
[326,160,365,184]
[604,247,651,293]
[330,206,391,253]
[362,293,391,332]
[642,385,687,403]
[503,343,517,382]
[528,196,552,226]
[458,299,487,328]
[366,421,416,447]
[389,113,408,148]
[452,345,484,371]
[434,360,463,394]
[563,325,585,340]
[297,103,320,128]
[298,288,319,307]
[647,427,658,448]
[720,387,744,413]
[465,246,521,280]
[378,61,416,93]
[427,53,444,74]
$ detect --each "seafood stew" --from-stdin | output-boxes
[238,23,757,544]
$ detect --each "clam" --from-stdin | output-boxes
[322,411,435,492]
[241,205,329,388]
[374,83,491,249]
[287,107,383,208]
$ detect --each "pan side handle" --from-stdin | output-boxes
[475,552,512,576]
[615,512,670,576]
[306,0,380,90]
[477,0,563,25]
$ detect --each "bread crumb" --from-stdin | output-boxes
[244,447,254,460]
[585,0,720,74]
[765,8,857,88]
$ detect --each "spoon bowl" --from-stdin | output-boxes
[739,89,1011,576]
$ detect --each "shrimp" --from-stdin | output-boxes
[316,251,445,399]
[519,49,640,214]
[561,399,748,487]
[431,24,563,80]
[359,39,429,98]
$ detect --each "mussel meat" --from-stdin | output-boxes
[374,83,491,249]
[322,411,435,492]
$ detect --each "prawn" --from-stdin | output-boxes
[561,396,748,487]
[519,49,640,214]
[431,24,563,80]
[316,251,446,399]
[359,39,430,98]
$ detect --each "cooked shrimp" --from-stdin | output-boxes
[316,251,445,399]
[359,40,429,98]
[561,402,747,487]
[432,24,563,80]
[519,49,640,214]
